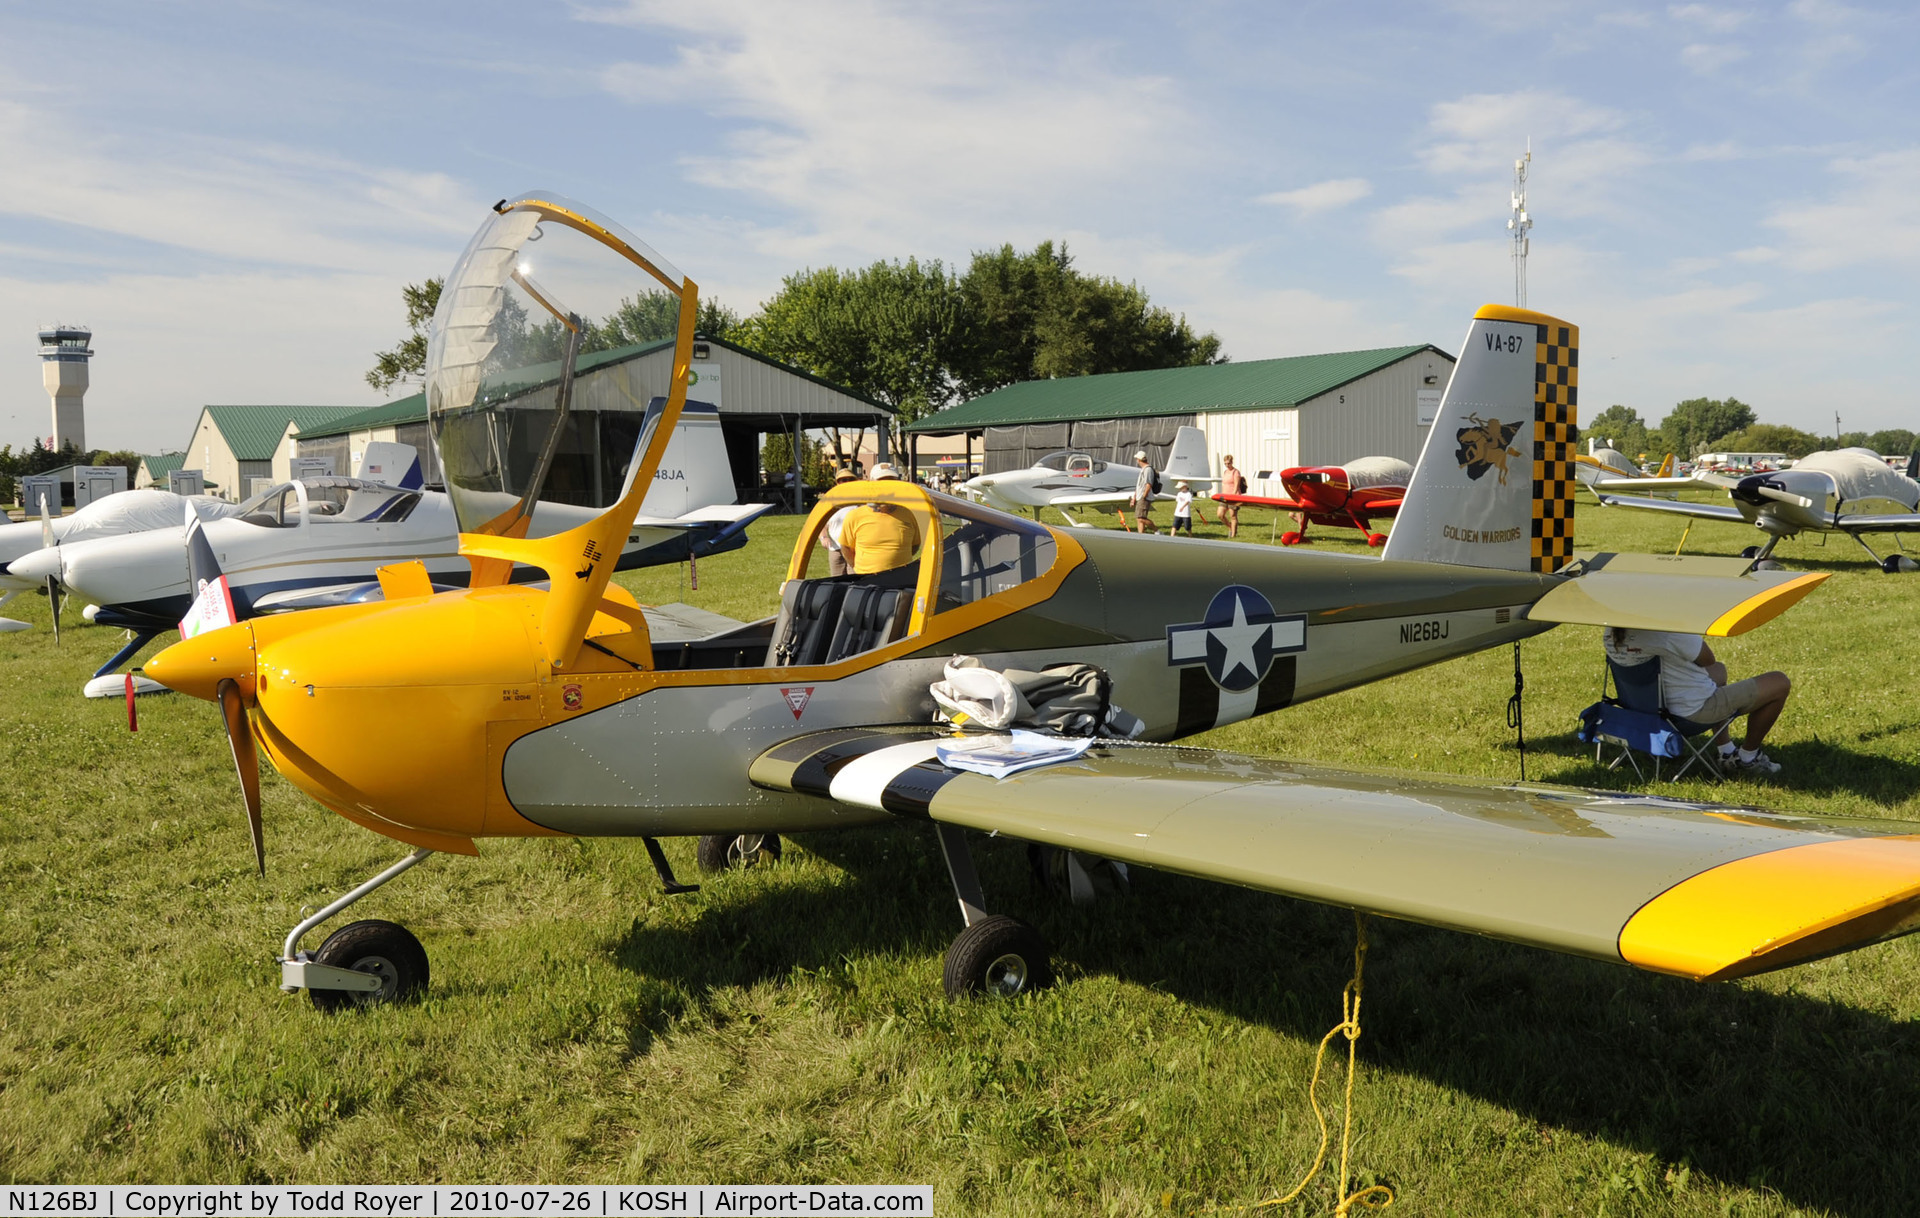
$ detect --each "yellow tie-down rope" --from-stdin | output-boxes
[1241,911,1395,1216]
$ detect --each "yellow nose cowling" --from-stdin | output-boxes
[146,622,258,702]
[229,587,554,850]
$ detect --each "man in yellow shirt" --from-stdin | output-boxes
[839,464,922,575]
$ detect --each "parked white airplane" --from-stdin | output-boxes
[9,407,768,694]
[0,486,248,631]
[1593,447,1920,571]
[960,426,1215,521]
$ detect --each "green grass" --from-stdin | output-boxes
[4,497,1920,1214]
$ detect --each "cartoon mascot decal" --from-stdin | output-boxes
[1455,414,1523,485]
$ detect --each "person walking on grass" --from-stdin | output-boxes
[1172,481,1194,535]
[1217,454,1246,538]
[1132,450,1160,533]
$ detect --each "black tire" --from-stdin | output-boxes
[696,832,782,873]
[308,919,429,1012]
[943,915,1052,999]
[1739,545,1761,559]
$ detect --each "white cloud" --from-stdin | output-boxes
[1765,149,1920,270]
[1679,42,1749,73]
[1668,4,1750,33]
[584,1,1191,260]
[1257,178,1372,215]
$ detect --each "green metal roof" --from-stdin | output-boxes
[299,334,890,440]
[139,452,187,479]
[203,405,370,460]
[904,344,1448,434]
[294,392,428,440]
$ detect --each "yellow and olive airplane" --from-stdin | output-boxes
[147,194,1920,1011]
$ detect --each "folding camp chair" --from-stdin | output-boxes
[1577,656,1737,783]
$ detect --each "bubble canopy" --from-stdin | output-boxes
[426,192,694,539]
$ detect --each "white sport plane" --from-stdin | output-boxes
[9,406,768,695]
[0,486,248,631]
[960,426,1215,522]
[1591,447,1920,571]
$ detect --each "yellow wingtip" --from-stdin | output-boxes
[1705,571,1830,636]
[1619,836,1920,981]
[1474,303,1577,333]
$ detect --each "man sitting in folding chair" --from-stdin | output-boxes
[1602,628,1793,777]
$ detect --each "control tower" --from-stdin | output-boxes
[39,324,93,453]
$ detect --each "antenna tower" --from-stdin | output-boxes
[1508,141,1532,308]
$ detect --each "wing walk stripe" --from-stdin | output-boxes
[827,741,946,808]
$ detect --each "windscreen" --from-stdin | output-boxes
[426,192,691,538]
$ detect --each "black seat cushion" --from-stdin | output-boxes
[825,585,908,663]
[772,580,850,666]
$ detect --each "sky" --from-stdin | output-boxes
[3,0,1917,454]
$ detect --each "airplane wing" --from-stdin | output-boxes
[1594,492,1746,522]
[1835,511,1920,533]
[1211,493,1309,511]
[1046,491,1178,507]
[751,729,1920,983]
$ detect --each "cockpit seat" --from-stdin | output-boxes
[769,580,850,666]
[824,585,910,663]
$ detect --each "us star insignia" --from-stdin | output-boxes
[1166,586,1307,692]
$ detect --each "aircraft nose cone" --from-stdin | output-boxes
[146,622,257,703]
[6,548,60,582]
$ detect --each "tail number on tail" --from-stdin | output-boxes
[1485,332,1527,354]
[1400,619,1450,643]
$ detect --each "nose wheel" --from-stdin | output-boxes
[307,919,430,1012]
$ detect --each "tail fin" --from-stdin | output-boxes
[1381,305,1579,572]
[1907,449,1918,481]
[355,442,424,490]
[1656,453,1674,478]
[1162,426,1212,482]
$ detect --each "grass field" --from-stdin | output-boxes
[4,495,1920,1215]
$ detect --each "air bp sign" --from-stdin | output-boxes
[687,362,722,408]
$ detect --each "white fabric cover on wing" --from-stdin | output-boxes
[1343,456,1413,490]
[1589,447,1639,477]
[929,655,1033,730]
[1794,448,1920,509]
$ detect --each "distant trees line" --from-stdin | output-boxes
[0,441,143,506]
[1585,400,1914,464]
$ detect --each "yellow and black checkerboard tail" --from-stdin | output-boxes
[1530,321,1579,573]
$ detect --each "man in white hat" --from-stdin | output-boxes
[1132,450,1159,533]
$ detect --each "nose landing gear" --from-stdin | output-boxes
[279,847,436,1012]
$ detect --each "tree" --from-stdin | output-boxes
[366,279,443,392]
[1867,429,1918,458]
[1653,397,1758,458]
[601,292,743,346]
[1710,424,1824,459]
[760,431,834,488]
[951,242,1224,397]
[736,259,966,461]
[1584,405,1650,458]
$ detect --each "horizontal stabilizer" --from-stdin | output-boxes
[752,729,1920,981]
[1528,551,1828,636]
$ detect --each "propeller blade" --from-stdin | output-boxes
[216,678,265,876]
[1753,485,1815,509]
[45,576,59,646]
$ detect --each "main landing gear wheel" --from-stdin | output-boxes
[942,915,1052,999]
[696,832,782,873]
[307,919,429,1013]
[1280,531,1304,546]
[1739,545,1761,559]
[1366,532,1388,548]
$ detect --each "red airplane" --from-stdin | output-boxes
[1212,456,1411,547]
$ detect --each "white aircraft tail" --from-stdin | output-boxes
[638,401,738,518]
[1381,305,1578,573]
[1161,426,1212,483]
[355,442,424,489]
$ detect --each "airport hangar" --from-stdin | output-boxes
[901,343,1457,484]
[292,334,891,511]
